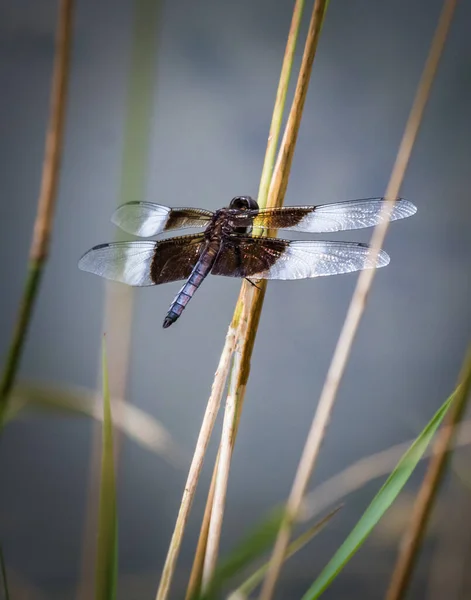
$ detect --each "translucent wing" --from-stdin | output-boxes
[78,234,205,286]
[111,202,213,237]
[243,198,416,233]
[211,236,389,280]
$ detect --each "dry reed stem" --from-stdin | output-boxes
[202,304,251,587]
[426,481,471,600]
[199,0,328,588]
[266,0,328,211]
[155,326,238,600]
[385,346,471,600]
[259,1,457,597]
[181,0,308,594]
[185,283,267,598]
[185,455,219,599]
[254,0,307,211]
[0,0,74,423]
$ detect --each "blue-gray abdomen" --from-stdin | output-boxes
[162,245,217,328]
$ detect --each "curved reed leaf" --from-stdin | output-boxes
[7,380,183,466]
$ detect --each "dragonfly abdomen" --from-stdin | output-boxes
[162,245,217,328]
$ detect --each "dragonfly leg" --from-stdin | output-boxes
[245,277,262,291]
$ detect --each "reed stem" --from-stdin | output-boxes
[201,0,330,589]
[259,1,457,597]
[167,2,309,597]
[385,345,471,600]
[0,0,74,427]
[155,327,238,600]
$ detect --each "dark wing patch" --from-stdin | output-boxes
[150,234,205,284]
[244,198,416,233]
[78,234,205,286]
[111,202,213,237]
[211,236,389,280]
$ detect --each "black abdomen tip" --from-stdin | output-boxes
[163,316,175,328]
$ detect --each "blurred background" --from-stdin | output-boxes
[1,0,471,598]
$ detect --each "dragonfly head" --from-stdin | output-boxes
[229,196,259,211]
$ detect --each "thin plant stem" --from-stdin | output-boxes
[155,327,238,600]
[256,0,307,211]
[259,1,457,597]
[0,0,74,426]
[201,0,329,589]
[385,346,471,600]
[185,282,267,597]
[202,315,250,588]
[229,506,342,599]
[185,454,219,600]
[164,1,308,597]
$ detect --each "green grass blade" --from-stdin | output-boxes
[302,389,457,599]
[95,340,118,600]
[0,544,10,600]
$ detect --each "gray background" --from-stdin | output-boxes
[1,0,471,598]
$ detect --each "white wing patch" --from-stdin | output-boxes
[78,241,157,286]
[112,202,171,237]
[253,241,390,280]
[289,198,417,233]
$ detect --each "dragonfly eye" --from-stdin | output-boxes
[229,196,259,211]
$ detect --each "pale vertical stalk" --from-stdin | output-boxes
[200,0,329,588]
[177,1,309,596]
[385,346,471,600]
[256,0,307,210]
[201,299,252,588]
[0,0,74,425]
[185,281,267,599]
[155,327,238,600]
[185,454,219,600]
[259,2,457,597]
[77,2,160,597]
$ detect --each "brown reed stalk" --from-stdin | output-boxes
[0,0,74,426]
[155,327,238,600]
[259,1,457,597]
[385,346,471,600]
[158,3,309,598]
[184,456,219,599]
[201,0,329,589]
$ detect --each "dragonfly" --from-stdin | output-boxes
[78,196,417,328]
